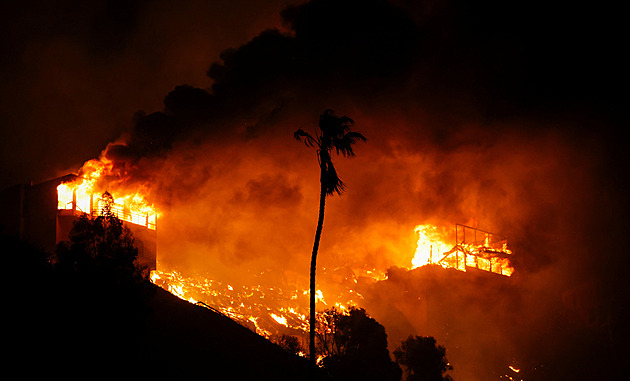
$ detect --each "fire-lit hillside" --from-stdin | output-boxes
[151,223,515,340]
[150,222,518,379]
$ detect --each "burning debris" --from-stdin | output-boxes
[150,262,386,340]
[412,224,514,277]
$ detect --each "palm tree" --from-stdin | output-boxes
[294,109,366,371]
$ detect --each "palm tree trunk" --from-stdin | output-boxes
[310,180,327,374]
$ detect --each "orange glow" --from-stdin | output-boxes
[411,224,454,268]
[411,224,514,276]
[270,313,288,326]
[150,224,514,343]
[149,263,386,339]
[57,157,158,229]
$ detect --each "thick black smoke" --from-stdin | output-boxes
[95,0,627,273]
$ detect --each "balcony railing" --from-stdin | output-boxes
[58,195,156,230]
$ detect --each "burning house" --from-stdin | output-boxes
[411,224,514,277]
[0,173,157,270]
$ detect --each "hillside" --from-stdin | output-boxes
[6,269,319,380]
[143,285,314,380]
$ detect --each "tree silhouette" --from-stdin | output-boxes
[294,109,366,370]
[394,336,453,381]
[317,307,401,381]
[56,212,143,284]
[272,333,305,356]
[53,211,153,373]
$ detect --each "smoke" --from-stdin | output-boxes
[52,0,621,328]
[0,0,291,188]
[134,2,625,379]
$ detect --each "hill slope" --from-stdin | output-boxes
[143,285,313,380]
[8,279,320,380]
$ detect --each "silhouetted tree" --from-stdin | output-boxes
[53,211,153,372]
[394,336,453,381]
[317,307,401,381]
[272,333,305,356]
[55,211,147,287]
[294,109,366,370]
[316,307,344,359]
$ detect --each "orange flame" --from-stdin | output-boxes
[411,224,514,276]
[57,157,158,229]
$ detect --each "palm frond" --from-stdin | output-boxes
[294,128,318,148]
[334,131,367,157]
[322,160,345,196]
[296,109,365,197]
[319,110,354,139]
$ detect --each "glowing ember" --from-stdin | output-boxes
[149,264,386,340]
[149,222,517,373]
[150,222,514,344]
[57,157,158,229]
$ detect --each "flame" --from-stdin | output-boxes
[411,224,514,277]
[149,223,514,345]
[149,223,516,370]
[411,225,453,268]
[270,313,288,326]
[57,157,158,229]
[149,263,385,340]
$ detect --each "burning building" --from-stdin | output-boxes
[0,173,157,270]
[411,224,514,277]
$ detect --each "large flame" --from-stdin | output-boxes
[57,157,158,229]
[411,224,514,276]
[411,225,454,268]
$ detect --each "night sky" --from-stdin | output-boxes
[1,1,625,188]
[1,0,628,379]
